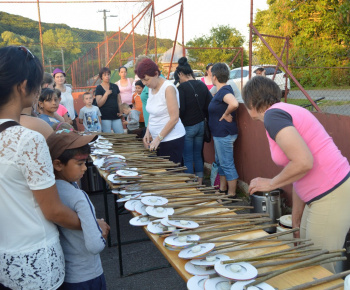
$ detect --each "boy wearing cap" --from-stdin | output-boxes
[46,130,110,290]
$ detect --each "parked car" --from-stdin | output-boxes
[168,70,204,81]
[230,65,290,93]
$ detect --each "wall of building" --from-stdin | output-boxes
[203,104,350,206]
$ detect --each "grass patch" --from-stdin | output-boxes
[290,85,350,91]
[284,99,350,107]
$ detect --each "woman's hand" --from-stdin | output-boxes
[149,136,161,151]
[248,177,275,195]
[219,113,233,123]
[143,128,152,149]
[105,89,112,97]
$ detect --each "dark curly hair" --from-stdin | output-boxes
[242,76,281,112]
[99,67,111,79]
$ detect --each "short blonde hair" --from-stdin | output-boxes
[120,103,130,110]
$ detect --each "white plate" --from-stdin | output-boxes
[116,170,139,177]
[115,189,143,196]
[230,280,275,290]
[147,220,167,234]
[164,234,200,247]
[161,218,172,227]
[95,144,112,149]
[167,219,199,229]
[204,277,232,290]
[129,216,150,226]
[107,174,128,184]
[140,192,154,197]
[191,254,230,266]
[134,202,147,215]
[141,196,168,206]
[185,261,216,276]
[109,154,126,160]
[125,199,142,211]
[92,149,109,154]
[187,275,208,290]
[214,261,258,281]
[117,195,141,203]
[93,158,105,168]
[179,243,215,259]
[145,206,174,218]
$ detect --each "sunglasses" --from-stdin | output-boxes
[18,46,35,60]
[206,63,214,70]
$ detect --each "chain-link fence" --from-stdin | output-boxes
[250,25,350,116]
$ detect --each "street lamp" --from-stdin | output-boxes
[98,9,117,66]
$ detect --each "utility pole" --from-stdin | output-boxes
[61,47,65,72]
[98,9,117,67]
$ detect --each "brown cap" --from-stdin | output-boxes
[46,129,98,160]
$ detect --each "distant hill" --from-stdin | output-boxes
[0,11,173,65]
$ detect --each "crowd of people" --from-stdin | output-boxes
[1,45,349,289]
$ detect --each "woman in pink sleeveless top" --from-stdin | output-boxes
[115,66,134,106]
[242,76,350,273]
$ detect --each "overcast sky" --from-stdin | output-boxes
[1,0,268,44]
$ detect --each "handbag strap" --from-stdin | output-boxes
[187,81,206,120]
[0,121,20,133]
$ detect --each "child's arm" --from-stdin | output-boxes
[128,110,139,126]
[54,112,65,122]
[78,109,84,125]
[75,192,109,254]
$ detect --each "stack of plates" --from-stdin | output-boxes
[114,189,142,202]
[163,234,200,251]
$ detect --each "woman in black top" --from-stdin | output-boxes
[176,57,212,185]
[95,67,123,133]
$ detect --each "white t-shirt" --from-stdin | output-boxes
[210,79,243,103]
[0,120,64,289]
[60,85,75,120]
[146,80,185,142]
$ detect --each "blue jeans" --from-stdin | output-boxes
[213,134,238,181]
[183,121,204,178]
[101,119,123,133]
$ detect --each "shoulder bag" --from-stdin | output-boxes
[187,81,211,143]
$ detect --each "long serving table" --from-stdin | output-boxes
[90,142,345,289]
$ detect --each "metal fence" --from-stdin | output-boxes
[1,0,349,115]
[250,25,350,116]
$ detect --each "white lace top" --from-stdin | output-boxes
[0,120,64,290]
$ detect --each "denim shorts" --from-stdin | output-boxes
[213,134,238,181]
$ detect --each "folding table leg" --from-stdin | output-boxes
[114,194,124,276]
[102,179,111,247]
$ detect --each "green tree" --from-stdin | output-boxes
[186,25,248,70]
[0,31,34,47]
[43,28,81,65]
[253,0,350,86]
